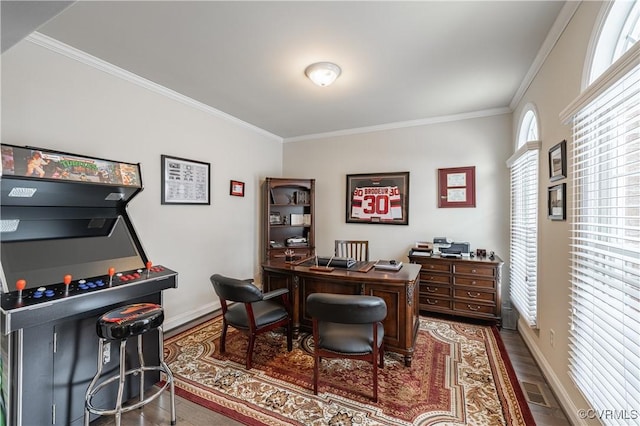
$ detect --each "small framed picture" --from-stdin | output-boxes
[269,212,282,225]
[230,180,245,197]
[548,183,566,221]
[161,155,210,205]
[438,166,476,208]
[549,140,567,181]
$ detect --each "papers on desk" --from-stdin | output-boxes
[374,260,403,271]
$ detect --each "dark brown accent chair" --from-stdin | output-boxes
[306,293,387,402]
[210,274,293,369]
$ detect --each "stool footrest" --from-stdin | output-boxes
[86,365,173,416]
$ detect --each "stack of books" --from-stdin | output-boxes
[374,260,403,271]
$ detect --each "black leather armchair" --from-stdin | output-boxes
[306,293,387,402]
[210,274,293,369]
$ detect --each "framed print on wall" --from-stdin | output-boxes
[161,155,211,205]
[438,166,476,208]
[549,140,567,181]
[346,171,409,225]
[548,183,566,220]
[230,180,245,197]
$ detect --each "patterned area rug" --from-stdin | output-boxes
[164,316,535,425]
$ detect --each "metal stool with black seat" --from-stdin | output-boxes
[84,303,176,426]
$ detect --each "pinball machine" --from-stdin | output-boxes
[0,144,178,425]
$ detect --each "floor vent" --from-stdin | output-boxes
[521,381,550,407]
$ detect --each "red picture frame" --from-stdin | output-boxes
[230,180,245,197]
[438,166,476,208]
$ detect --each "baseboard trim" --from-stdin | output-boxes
[164,301,221,332]
[517,318,581,425]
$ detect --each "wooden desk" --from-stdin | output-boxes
[261,259,421,366]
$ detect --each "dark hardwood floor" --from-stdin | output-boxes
[92,317,572,425]
[499,329,571,426]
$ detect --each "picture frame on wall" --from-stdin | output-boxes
[230,180,245,197]
[346,171,409,225]
[437,166,476,208]
[161,155,211,205]
[549,140,567,181]
[548,183,566,221]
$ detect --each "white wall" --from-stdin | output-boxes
[283,114,512,291]
[1,40,283,329]
[512,2,603,424]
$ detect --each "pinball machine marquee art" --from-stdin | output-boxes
[346,171,409,225]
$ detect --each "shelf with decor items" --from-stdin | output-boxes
[263,177,315,261]
[408,251,503,325]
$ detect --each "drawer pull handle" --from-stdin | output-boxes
[467,304,481,311]
[426,299,438,305]
[471,280,477,285]
[426,287,438,293]
[429,265,435,269]
[467,292,481,298]
[471,269,477,273]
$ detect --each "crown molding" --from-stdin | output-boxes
[26,30,534,144]
[510,1,581,110]
[283,107,512,143]
[26,32,282,142]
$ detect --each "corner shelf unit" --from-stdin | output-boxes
[262,177,315,261]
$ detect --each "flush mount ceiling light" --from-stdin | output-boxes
[305,62,341,87]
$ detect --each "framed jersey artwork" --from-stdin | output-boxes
[346,171,409,225]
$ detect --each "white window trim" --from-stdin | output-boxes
[506,140,541,168]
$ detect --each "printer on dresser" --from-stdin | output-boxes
[409,248,503,326]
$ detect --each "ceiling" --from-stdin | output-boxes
[2,1,567,140]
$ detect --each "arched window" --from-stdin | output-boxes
[507,105,540,327]
[517,108,539,148]
[563,1,640,421]
[589,1,640,83]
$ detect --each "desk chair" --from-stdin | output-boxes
[306,293,387,402]
[210,274,293,369]
[335,240,369,261]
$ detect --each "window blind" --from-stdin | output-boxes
[569,61,640,421]
[508,142,540,327]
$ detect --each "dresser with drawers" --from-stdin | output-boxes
[408,251,503,325]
